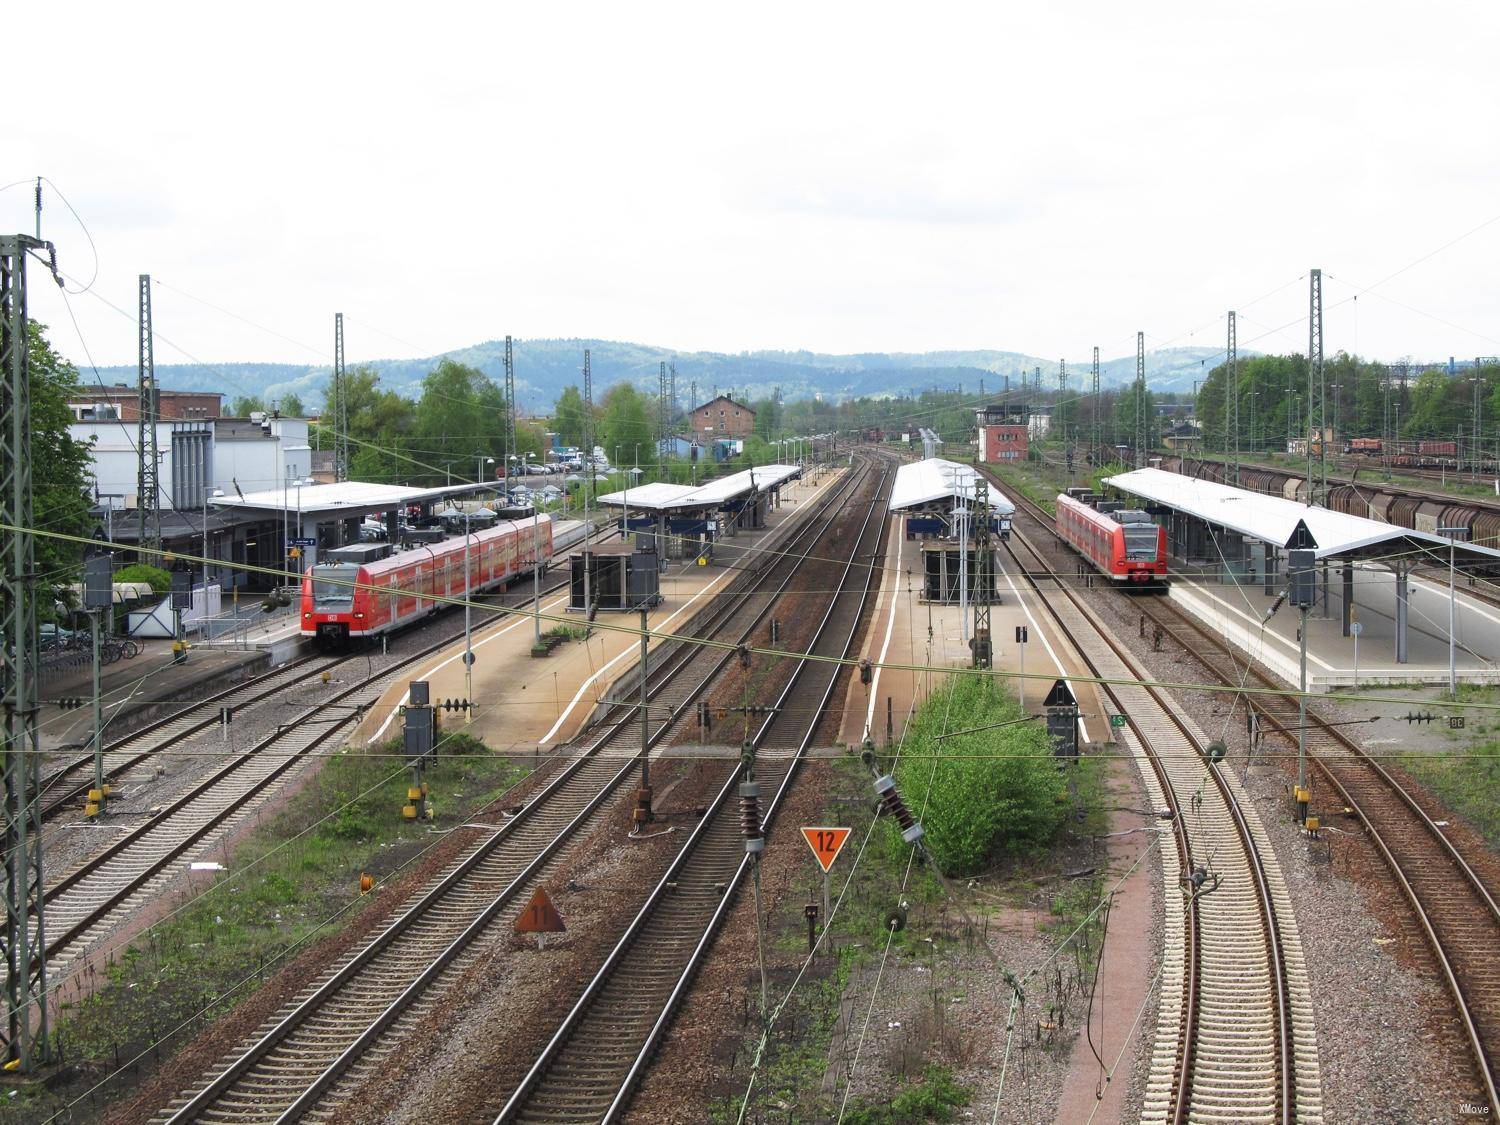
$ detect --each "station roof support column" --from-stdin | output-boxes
[1395,564,1409,664]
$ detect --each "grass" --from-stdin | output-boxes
[1398,683,1500,847]
[25,733,526,1120]
[544,623,590,642]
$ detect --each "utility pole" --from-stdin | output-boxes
[669,362,678,426]
[136,274,161,561]
[1058,359,1068,450]
[505,335,516,494]
[333,313,348,482]
[1228,311,1239,485]
[1307,268,1324,507]
[1091,346,1101,467]
[582,348,594,618]
[1135,331,1146,467]
[2,233,55,1070]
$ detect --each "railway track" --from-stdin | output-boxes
[153,459,887,1124]
[495,453,894,1123]
[990,474,1320,1123]
[34,531,623,979]
[1145,585,1500,1110]
[37,527,620,824]
[993,469,1500,1111]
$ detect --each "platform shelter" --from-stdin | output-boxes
[596,463,802,561]
[1104,468,1500,663]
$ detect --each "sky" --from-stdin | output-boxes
[7,1,1500,377]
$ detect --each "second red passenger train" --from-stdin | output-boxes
[1055,491,1167,586]
[300,514,553,645]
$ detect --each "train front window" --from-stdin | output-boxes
[1123,526,1159,561]
[311,565,357,607]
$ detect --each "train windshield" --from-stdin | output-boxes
[1123,526,1159,561]
[310,565,357,607]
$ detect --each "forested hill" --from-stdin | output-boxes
[90,339,1232,412]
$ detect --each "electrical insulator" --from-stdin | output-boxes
[859,658,873,685]
[873,774,924,844]
[739,781,763,853]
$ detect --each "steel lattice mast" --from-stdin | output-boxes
[505,335,516,485]
[1,234,53,1070]
[658,361,669,468]
[1135,331,1146,467]
[1307,269,1324,506]
[136,275,161,558]
[1228,310,1238,485]
[333,313,347,481]
[1090,346,1101,465]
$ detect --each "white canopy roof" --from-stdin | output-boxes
[213,480,491,517]
[890,458,1014,515]
[1104,467,1500,566]
[598,464,802,512]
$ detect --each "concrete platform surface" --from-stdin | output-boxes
[36,639,269,752]
[1172,561,1500,690]
[841,520,1106,748]
[353,468,848,756]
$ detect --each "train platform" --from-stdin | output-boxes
[36,640,270,753]
[1168,563,1500,691]
[351,467,847,756]
[838,517,1107,748]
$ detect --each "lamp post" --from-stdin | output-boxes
[1331,383,1342,452]
[203,487,224,603]
[476,454,494,485]
[1440,526,1467,698]
[532,462,543,647]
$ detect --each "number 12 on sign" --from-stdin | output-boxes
[801,826,852,951]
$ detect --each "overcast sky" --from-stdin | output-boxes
[7,2,1499,378]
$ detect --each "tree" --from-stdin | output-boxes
[599,383,652,468]
[26,324,95,607]
[230,394,266,417]
[277,392,306,418]
[554,385,588,448]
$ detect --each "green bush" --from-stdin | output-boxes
[844,1065,970,1123]
[892,674,1067,876]
[113,563,171,594]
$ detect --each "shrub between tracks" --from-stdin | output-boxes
[891,674,1069,877]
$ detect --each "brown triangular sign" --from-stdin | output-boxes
[515,886,566,933]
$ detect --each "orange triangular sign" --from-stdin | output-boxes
[801,826,852,873]
[515,886,566,933]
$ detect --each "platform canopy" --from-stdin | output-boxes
[212,480,494,519]
[890,458,1014,515]
[597,463,802,513]
[1104,467,1500,569]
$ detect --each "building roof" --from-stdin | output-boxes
[890,458,1015,515]
[690,394,755,416]
[597,463,801,512]
[1104,467,1500,568]
[211,480,495,518]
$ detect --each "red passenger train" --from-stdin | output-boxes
[1055,491,1167,586]
[300,515,553,645]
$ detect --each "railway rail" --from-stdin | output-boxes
[991,468,1500,1111]
[997,495,1319,1123]
[154,457,888,1123]
[494,453,894,1123]
[34,526,627,976]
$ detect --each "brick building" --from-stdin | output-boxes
[975,403,1030,462]
[69,384,223,422]
[687,394,755,439]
